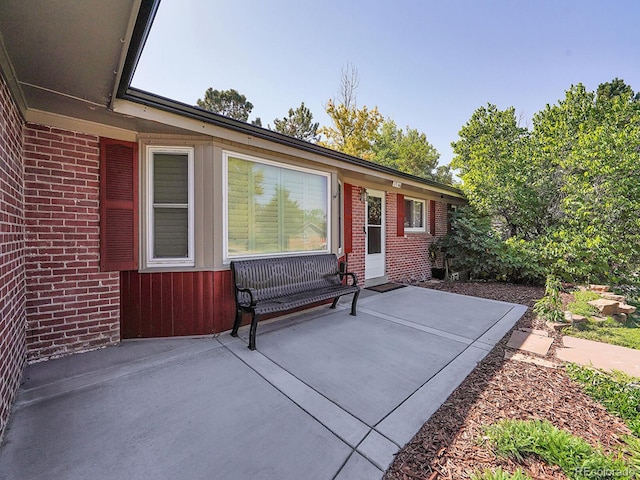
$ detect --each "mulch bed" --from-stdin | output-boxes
[384,281,633,480]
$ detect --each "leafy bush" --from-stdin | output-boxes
[436,207,544,284]
[484,419,631,478]
[534,276,565,323]
[567,290,601,318]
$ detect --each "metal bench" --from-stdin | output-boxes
[230,253,360,350]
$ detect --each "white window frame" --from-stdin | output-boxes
[222,150,331,262]
[404,197,426,233]
[145,146,195,268]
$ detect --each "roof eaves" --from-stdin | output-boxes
[121,87,465,196]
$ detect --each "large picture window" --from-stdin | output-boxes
[224,152,330,259]
[404,198,425,232]
[146,146,194,267]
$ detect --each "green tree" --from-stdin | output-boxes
[273,102,319,142]
[197,88,254,122]
[372,119,443,180]
[448,80,640,284]
[451,104,549,238]
[318,64,384,160]
[596,77,640,102]
[319,100,383,160]
[533,82,640,281]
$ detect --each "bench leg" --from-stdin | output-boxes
[231,308,242,337]
[248,313,259,350]
[350,289,360,316]
[330,297,340,309]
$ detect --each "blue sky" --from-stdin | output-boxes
[133,0,640,166]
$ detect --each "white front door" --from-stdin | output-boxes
[365,189,385,279]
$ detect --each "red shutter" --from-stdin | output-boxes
[396,194,404,236]
[100,138,138,271]
[344,183,353,254]
[429,200,436,236]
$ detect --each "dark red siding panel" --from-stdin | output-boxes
[396,194,404,237]
[160,273,173,337]
[99,138,138,271]
[172,273,185,336]
[119,270,236,338]
[214,270,237,332]
[429,200,436,236]
[344,183,353,254]
[139,274,152,338]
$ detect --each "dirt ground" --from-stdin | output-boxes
[383,281,633,480]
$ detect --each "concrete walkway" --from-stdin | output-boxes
[0,286,527,480]
[557,335,640,377]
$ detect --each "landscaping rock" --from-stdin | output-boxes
[504,351,559,369]
[619,304,637,315]
[600,292,626,303]
[613,313,627,323]
[571,314,587,324]
[587,298,619,316]
[589,284,610,292]
[546,321,569,332]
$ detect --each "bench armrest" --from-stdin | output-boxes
[339,271,358,286]
[235,286,258,307]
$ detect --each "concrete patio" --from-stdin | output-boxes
[0,286,526,480]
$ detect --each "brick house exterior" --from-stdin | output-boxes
[23,124,120,361]
[0,0,465,440]
[0,74,26,438]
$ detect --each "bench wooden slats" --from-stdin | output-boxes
[230,254,360,350]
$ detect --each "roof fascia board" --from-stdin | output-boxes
[109,0,145,110]
[113,96,464,198]
[26,108,137,142]
[115,0,162,99]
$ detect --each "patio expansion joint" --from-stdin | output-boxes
[14,341,225,409]
[358,306,474,346]
[219,337,372,450]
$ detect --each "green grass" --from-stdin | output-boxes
[566,290,601,318]
[566,364,640,437]
[470,467,532,480]
[564,289,640,350]
[566,318,640,350]
[483,419,634,479]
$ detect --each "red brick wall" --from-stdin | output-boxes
[23,124,120,361]
[385,193,434,282]
[345,185,365,283]
[346,186,450,283]
[0,74,26,438]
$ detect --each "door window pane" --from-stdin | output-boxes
[368,196,382,225]
[367,225,382,254]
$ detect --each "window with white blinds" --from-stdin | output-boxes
[146,147,194,267]
[224,152,330,259]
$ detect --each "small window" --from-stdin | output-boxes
[404,198,425,232]
[146,146,194,267]
[224,151,330,260]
